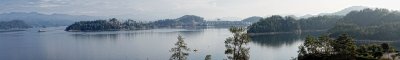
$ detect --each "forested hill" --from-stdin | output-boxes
[247,15,299,33]
[0,20,32,30]
[247,8,400,40]
[151,15,206,28]
[65,18,152,31]
[241,16,263,23]
[65,15,209,31]
[247,15,341,33]
[328,8,400,40]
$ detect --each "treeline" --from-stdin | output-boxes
[248,8,400,40]
[0,20,32,30]
[151,15,206,28]
[298,15,342,31]
[247,15,299,33]
[328,8,400,40]
[65,15,206,31]
[297,34,399,60]
[247,15,341,33]
[65,18,152,31]
[66,15,257,31]
[241,16,263,23]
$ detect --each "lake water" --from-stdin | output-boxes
[0,27,307,60]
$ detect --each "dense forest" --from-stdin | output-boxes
[151,15,206,28]
[247,15,342,33]
[0,20,32,30]
[328,8,400,40]
[65,15,257,31]
[297,34,399,60]
[248,8,400,40]
[65,15,207,31]
[247,15,299,33]
[298,15,342,31]
[65,18,153,31]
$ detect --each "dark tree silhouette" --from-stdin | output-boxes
[170,35,190,60]
[225,27,251,60]
[205,55,211,60]
[381,43,389,52]
[297,34,399,60]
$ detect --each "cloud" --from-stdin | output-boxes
[1,0,400,21]
[37,0,69,8]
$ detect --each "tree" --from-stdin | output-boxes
[297,35,335,60]
[205,55,211,60]
[328,8,400,40]
[332,34,357,59]
[247,15,299,33]
[170,35,190,60]
[381,43,389,52]
[297,34,399,60]
[225,27,251,60]
[65,18,152,31]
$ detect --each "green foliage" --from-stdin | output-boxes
[298,15,342,30]
[151,15,206,28]
[170,35,190,60]
[332,34,357,59]
[298,34,399,60]
[225,27,251,60]
[298,34,335,60]
[65,18,152,31]
[248,8,400,40]
[152,19,180,27]
[247,15,341,33]
[0,20,32,30]
[329,8,400,40]
[177,15,205,24]
[247,15,299,33]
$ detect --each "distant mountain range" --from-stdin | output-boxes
[241,16,263,23]
[300,6,371,18]
[0,6,376,28]
[0,20,32,30]
[0,12,104,27]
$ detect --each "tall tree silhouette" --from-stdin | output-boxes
[225,27,251,60]
[205,55,211,60]
[170,35,190,60]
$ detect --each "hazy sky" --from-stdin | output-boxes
[1,0,400,20]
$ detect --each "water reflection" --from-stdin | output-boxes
[251,33,302,47]
[72,33,119,40]
[0,29,46,60]
[0,27,317,60]
[250,32,325,47]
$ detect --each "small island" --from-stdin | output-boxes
[65,15,254,31]
[65,18,152,31]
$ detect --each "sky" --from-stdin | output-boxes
[1,0,400,20]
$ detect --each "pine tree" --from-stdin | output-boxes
[225,27,251,60]
[332,34,357,59]
[205,55,211,60]
[170,35,190,60]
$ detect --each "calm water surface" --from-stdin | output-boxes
[0,27,305,60]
